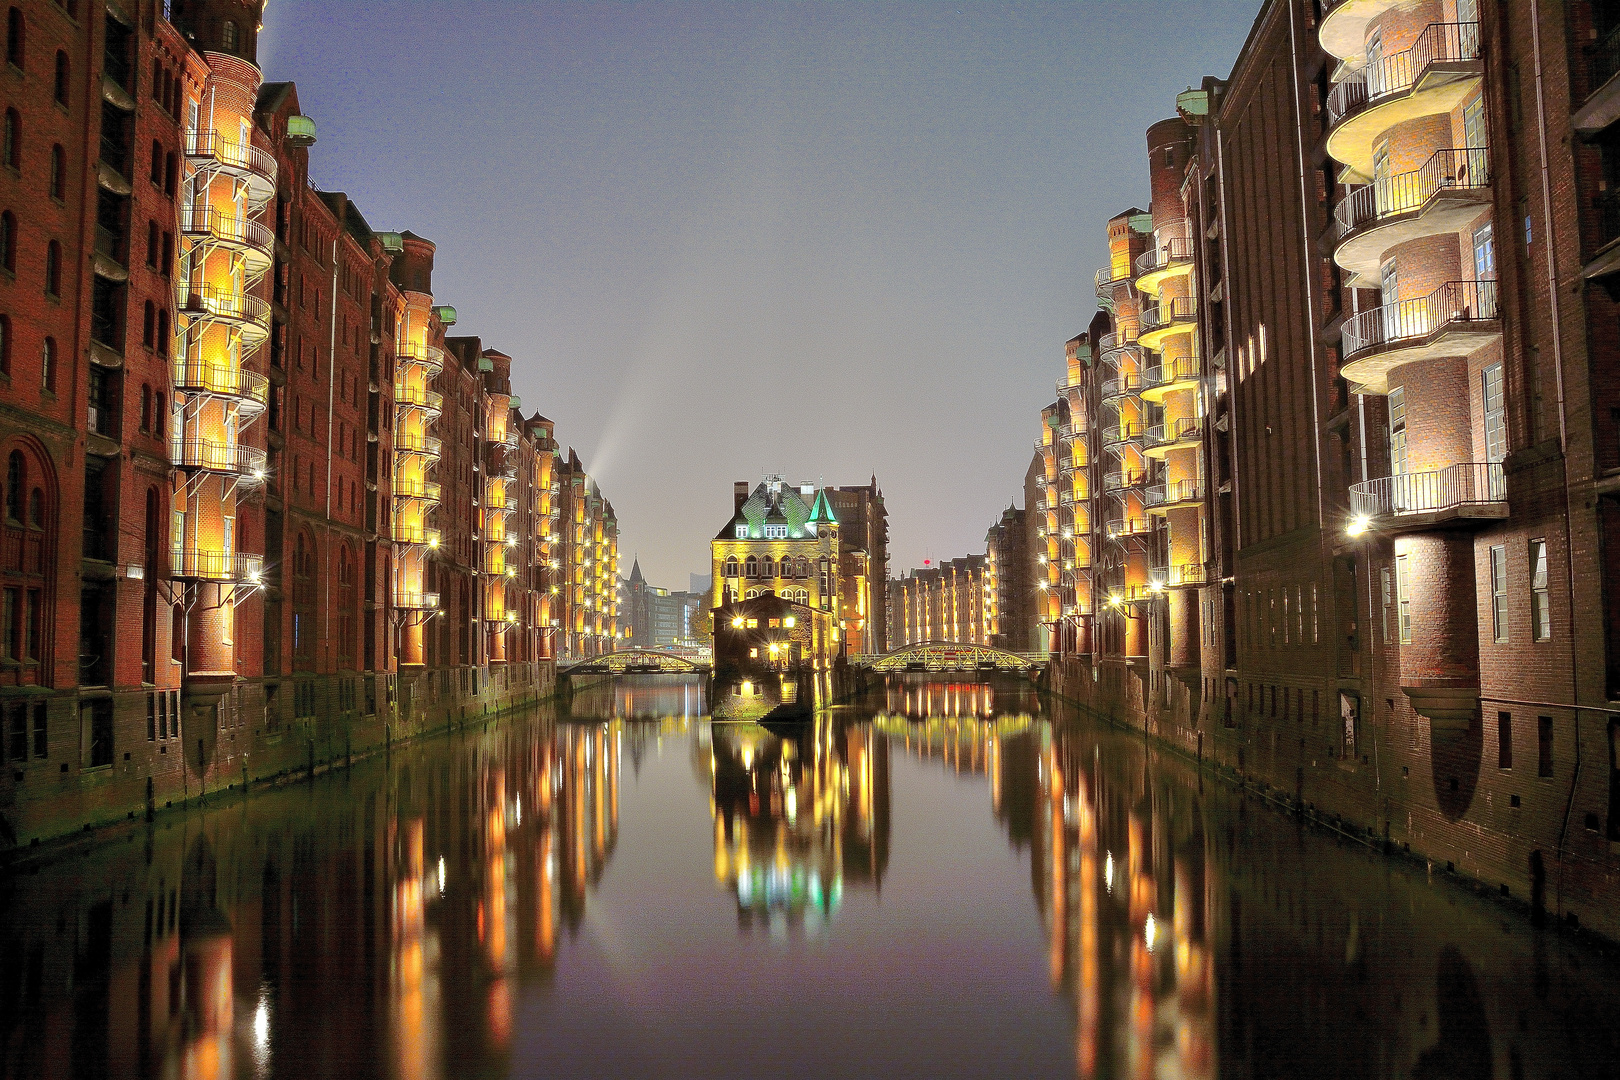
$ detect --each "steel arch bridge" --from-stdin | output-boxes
[560,650,710,676]
[850,642,1045,674]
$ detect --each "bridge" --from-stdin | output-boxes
[848,642,1047,674]
[559,649,711,676]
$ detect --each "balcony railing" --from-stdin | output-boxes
[1095,265,1130,296]
[1034,437,1054,455]
[177,206,274,257]
[1105,517,1154,538]
[1101,422,1144,448]
[394,432,443,456]
[1349,461,1505,519]
[1100,373,1143,400]
[1139,296,1197,333]
[1591,21,1620,94]
[1098,329,1137,357]
[394,478,442,502]
[172,439,268,479]
[1326,23,1482,125]
[395,590,442,611]
[1103,470,1149,493]
[395,385,445,413]
[183,131,278,189]
[1145,479,1205,507]
[396,342,446,375]
[1334,147,1490,239]
[177,284,271,331]
[172,360,269,408]
[394,524,441,546]
[170,549,265,582]
[1144,416,1203,449]
[1134,235,1195,277]
[1342,279,1498,361]
[1142,356,1200,390]
[1151,563,1208,588]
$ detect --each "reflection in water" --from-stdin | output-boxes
[1,674,1618,1078]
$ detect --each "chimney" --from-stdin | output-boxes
[734,482,749,512]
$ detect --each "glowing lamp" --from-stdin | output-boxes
[731,617,744,629]
[1347,515,1370,536]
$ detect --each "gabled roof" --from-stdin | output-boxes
[809,489,838,525]
[717,480,820,540]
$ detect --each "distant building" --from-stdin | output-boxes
[827,478,890,655]
[889,555,992,647]
[986,503,1034,653]
[622,559,704,649]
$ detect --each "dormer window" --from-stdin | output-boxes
[735,524,747,539]
[765,524,787,539]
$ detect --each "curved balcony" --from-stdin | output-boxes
[1100,372,1143,404]
[394,432,443,458]
[396,342,446,376]
[395,384,445,418]
[1348,461,1506,530]
[1340,279,1500,394]
[1057,375,1086,398]
[1137,296,1197,351]
[176,285,271,344]
[1134,235,1195,297]
[1318,0,1402,65]
[394,590,442,612]
[394,524,441,548]
[170,549,265,584]
[1099,329,1139,363]
[1034,437,1055,456]
[1325,22,1483,182]
[1139,356,1201,404]
[1150,562,1208,589]
[1143,417,1203,460]
[1095,266,1130,309]
[177,206,274,274]
[182,130,277,204]
[1104,517,1154,540]
[1333,147,1491,283]
[171,360,269,415]
[1101,422,1145,450]
[1145,479,1205,514]
[172,439,268,482]
[394,478,442,503]
[1103,469,1149,494]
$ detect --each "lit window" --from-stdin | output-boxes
[1395,554,1411,645]
[735,524,746,539]
[1489,545,1508,643]
[1530,539,1551,641]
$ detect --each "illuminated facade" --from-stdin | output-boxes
[889,555,994,648]
[553,449,620,660]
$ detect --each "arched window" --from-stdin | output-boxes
[796,556,810,578]
[220,19,237,51]
[5,450,23,522]
[40,337,54,392]
[6,8,23,70]
[3,108,18,169]
[744,555,758,578]
[52,50,66,106]
[44,240,59,297]
[0,211,12,271]
[0,313,9,375]
[723,556,738,578]
[48,144,62,199]
[142,300,155,347]
[0,441,55,684]
[761,555,774,578]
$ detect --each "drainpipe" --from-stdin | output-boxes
[323,236,338,659]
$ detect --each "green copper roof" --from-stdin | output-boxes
[809,489,839,525]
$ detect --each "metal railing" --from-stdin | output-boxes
[394,524,441,546]
[172,439,268,478]
[1101,422,1144,448]
[1326,23,1482,124]
[394,590,442,611]
[1142,356,1200,389]
[1144,416,1203,449]
[1034,437,1054,455]
[177,206,274,255]
[1590,21,1620,93]
[1145,478,1205,507]
[1134,234,1195,277]
[394,478,442,502]
[170,549,264,582]
[1342,279,1498,359]
[1105,517,1154,538]
[1334,147,1489,239]
[177,284,271,328]
[1349,461,1505,518]
[1103,470,1149,492]
[1099,329,1137,356]
[1140,295,1197,332]
[1151,563,1208,587]
[1100,373,1143,400]
[1095,265,1130,296]
[394,432,442,456]
[172,360,269,406]
[396,342,446,374]
[183,131,278,188]
[395,384,445,412]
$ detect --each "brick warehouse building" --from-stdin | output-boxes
[1041,0,1620,938]
[0,0,618,847]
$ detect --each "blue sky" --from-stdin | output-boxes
[260,1,1262,589]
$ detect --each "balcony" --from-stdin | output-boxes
[1348,461,1506,530]
[396,342,446,376]
[1103,469,1149,494]
[1100,372,1143,403]
[1137,296,1197,351]
[394,524,441,547]
[1099,329,1139,362]
[1325,23,1483,182]
[1034,437,1054,456]
[395,384,445,417]
[394,432,443,457]
[1105,516,1154,540]
[1134,234,1195,297]
[394,478,442,503]
[176,285,271,343]
[1100,422,1144,450]
[1139,355,1201,403]
[182,130,277,203]
[1333,147,1491,284]
[395,590,442,611]
[177,206,274,271]
[170,549,265,583]
[1318,0,1402,65]
[1340,279,1500,394]
[172,360,269,414]
[1150,563,1208,589]
[1145,478,1205,514]
[1575,22,1620,134]
[172,439,268,482]
[1095,265,1130,308]
[1143,417,1203,460]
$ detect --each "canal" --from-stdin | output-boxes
[3,675,1618,1078]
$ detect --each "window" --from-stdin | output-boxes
[723,557,738,578]
[53,50,67,106]
[1395,553,1412,644]
[1473,221,1495,281]
[1498,711,1512,769]
[1482,362,1506,463]
[155,310,167,357]
[146,219,158,266]
[0,211,11,272]
[744,556,758,578]
[49,144,63,199]
[1489,545,1508,643]
[1530,539,1551,640]
[142,300,154,347]
[1463,93,1486,155]
[6,8,22,70]
[1388,385,1408,475]
[764,524,787,539]
[0,313,8,375]
[41,337,55,393]
[139,383,150,433]
[2,108,17,169]
[1538,715,1553,777]
[221,19,238,51]
[44,240,59,297]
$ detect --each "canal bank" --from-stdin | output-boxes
[0,661,558,860]
[1046,655,1620,948]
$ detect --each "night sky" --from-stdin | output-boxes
[259,1,1261,590]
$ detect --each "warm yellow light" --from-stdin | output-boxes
[731,617,744,629]
[1347,515,1370,536]
[428,537,440,549]
[768,643,780,655]
[1149,580,1164,594]
[784,616,795,628]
